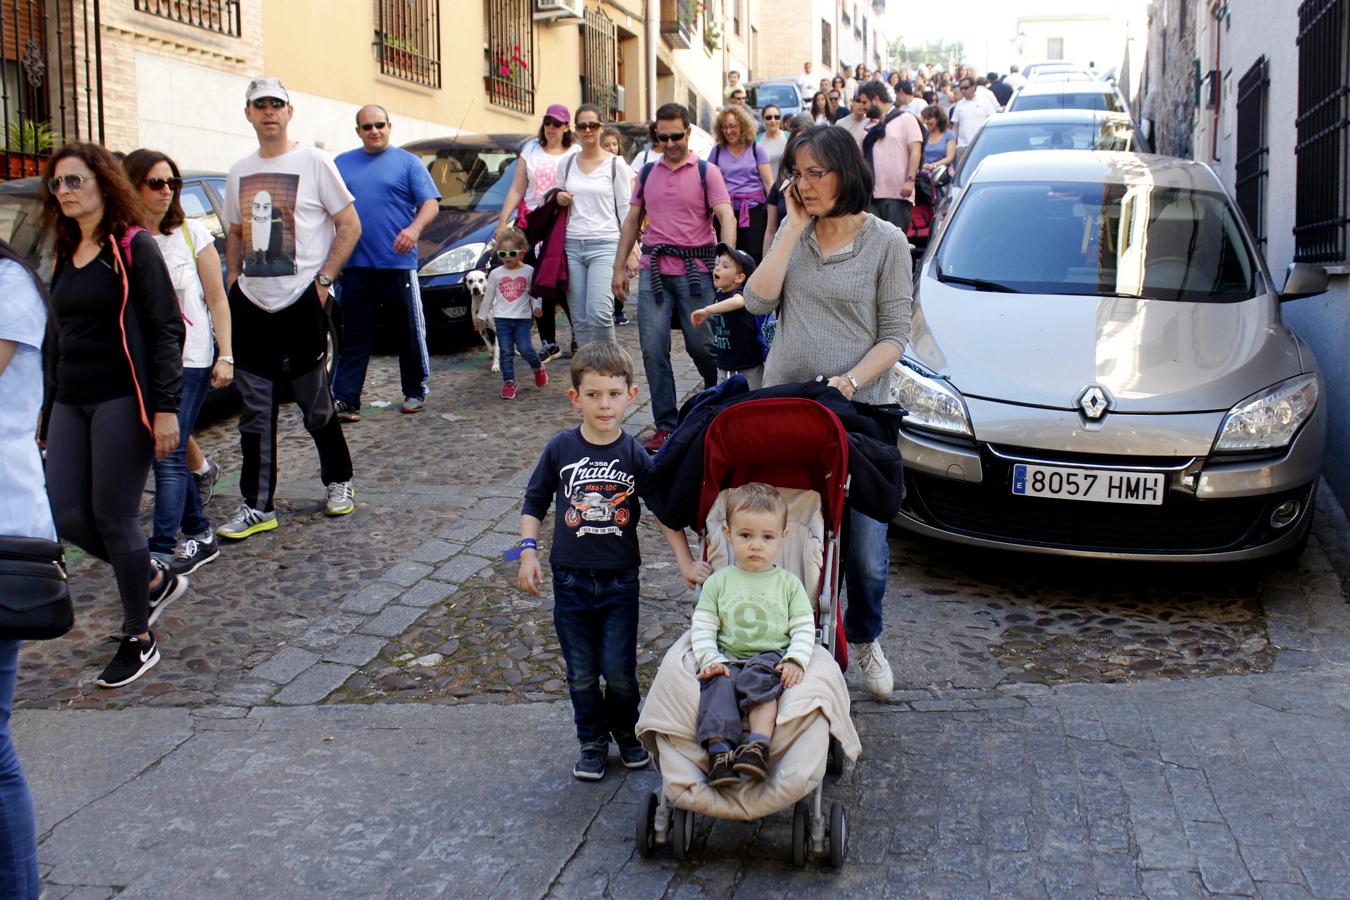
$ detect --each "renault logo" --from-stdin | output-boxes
[1076,384,1112,420]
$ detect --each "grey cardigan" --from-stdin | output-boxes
[744,214,913,405]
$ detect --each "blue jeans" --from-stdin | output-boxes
[551,566,641,746]
[332,267,430,405]
[0,641,38,900]
[636,267,718,432]
[494,317,542,384]
[149,365,213,555]
[843,508,889,644]
[565,237,619,346]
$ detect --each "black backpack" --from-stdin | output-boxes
[862,107,929,169]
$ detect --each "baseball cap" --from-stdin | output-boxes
[246,77,290,104]
[714,242,757,279]
[544,103,571,123]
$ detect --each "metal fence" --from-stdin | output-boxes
[485,0,533,114]
[581,6,618,120]
[2,0,104,182]
[1294,0,1349,263]
[375,0,439,89]
[133,0,240,37]
[1235,56,1268,246]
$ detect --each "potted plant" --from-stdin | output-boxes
[6,118,53,178]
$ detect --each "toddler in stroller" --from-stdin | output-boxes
[635,398,861,867]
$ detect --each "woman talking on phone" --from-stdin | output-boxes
[742,125,912,700]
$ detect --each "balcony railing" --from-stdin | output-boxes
[133,0,241,37]
[661,0,696,50]
[375,0,441,89]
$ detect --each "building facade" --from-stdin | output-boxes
[654,0,757,133]
[756,0,889,84]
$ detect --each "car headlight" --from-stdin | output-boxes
[418,242,487,277]
[1214,374,1319,452]
[892,361,974,438]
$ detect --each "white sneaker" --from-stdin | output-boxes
[850,641,894,698]
[325,481,355,517]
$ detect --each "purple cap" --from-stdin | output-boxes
[544,104,571,124]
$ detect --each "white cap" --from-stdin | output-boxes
[245,77,290,104]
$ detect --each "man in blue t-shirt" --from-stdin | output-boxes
[332,104,440,419]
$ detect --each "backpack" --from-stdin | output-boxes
[862,107,928,171]
[637,158,712,221]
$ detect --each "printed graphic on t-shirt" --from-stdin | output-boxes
[709,313,732,351]
[498,275,528,302]
[240,172,298,277]
[559,456,638,537]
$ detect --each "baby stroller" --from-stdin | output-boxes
[906,166,943,275]
[635,398,862,868]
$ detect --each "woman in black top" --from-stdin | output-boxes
[40,142,186,690]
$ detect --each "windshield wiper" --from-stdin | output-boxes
[936,273,1022,293]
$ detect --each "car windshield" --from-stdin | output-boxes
[1011,91,1125,113]
[936,181,1257,302]
[752,83,799,109]
[956,120,1135,185]
[417,147,519,211]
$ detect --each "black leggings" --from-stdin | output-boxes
[46,396,154,635]
[524,243,572,346]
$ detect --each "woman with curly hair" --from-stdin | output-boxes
[40,142,186,689]
[710,104,773,260]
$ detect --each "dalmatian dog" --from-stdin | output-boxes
[464,269,499,373]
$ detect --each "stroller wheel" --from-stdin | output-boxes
[827,737,846,777]
[635,791,657,858]
[828,801,847,868]
[671,806,694,860]
[791,798,811,867]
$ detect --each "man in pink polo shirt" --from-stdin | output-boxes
[614,102,736,454]
[857,81,923,233]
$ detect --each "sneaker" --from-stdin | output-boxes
[96,633,160,688]
[850,641,894,699]
[334,400,361,423]
[216,504,278,540]
[642,429,671,454]
[615,311,631,326]
[707,749,739,788]
[168,534,219,577]
[732,741,770,781]
[501,381,517,400]
[616,736,650,769]
[573,742,608,781]
[540,342,562,363]
[534,368,548,388]
[194,457,223,507]
[402,397,425,414]
[147,563,189,627]
[325,481,356,517]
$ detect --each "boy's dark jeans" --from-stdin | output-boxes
[551,565,641,746]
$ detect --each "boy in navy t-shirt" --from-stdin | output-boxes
[517,341,700,781]
[690,243,768,389]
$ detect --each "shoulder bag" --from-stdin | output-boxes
[0,536,73,640]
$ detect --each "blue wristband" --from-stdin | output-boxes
[503,538,538,561]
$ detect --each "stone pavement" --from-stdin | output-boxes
[14,315,1350,897]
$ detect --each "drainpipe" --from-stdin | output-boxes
[648,0,659,118]
[1210,0,1223,162]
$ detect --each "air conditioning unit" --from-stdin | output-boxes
[534,0,584,23]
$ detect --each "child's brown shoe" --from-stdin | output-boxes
[707,749,739,788]
[732,741,770,781]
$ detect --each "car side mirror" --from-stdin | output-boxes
[1280,262,1330,301]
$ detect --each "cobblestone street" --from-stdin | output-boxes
[16,320,1350,898]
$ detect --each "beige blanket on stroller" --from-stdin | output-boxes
[636,632,861,821]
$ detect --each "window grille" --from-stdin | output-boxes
[133,0,240,37]
[375,0,440,88]
[1235,56,1269,245]
[485,0,534,114]
[1294,0,1349,262]
[581,7,618,119]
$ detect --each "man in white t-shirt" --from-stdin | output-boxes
[951,77,999,149]
[796,62,816,102]
[218,76,362,540]
[896,79,927,116]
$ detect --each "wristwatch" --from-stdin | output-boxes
[844,374,860,391]
[218,355,235,365]
[316,273,334,288]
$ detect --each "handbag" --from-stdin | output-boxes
[0,535,74,640]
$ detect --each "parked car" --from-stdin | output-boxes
[951,110,1140,192]
[746,79,805,120]
[1022,61,1094,80]
[894,150,1330,562]
[1006,81,1129,115]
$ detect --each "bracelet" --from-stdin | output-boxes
[503,537,538,562]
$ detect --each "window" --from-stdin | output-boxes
[375,0,441,88]
[582,7,620,119]
[1294,0,1349,263]
[133,0,241,37]
[484,0,534,114]
[1235,57,1269,245]
[734,0,741,36]
[821,20,831,68]
[1047,37,1064,59]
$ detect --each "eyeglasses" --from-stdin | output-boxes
[788,168,833,184]
[575,121,603,131]
[47,173,89,194]
[762,114,782,120]
[731,94,746,101]
[496,249,522,259]
[960,84,975,90]
[654,131,686,142]
[829,94,841,102]
[144,176,183,192]
[251,98,287,109]
[359,121,388,131]
[542,117,565,127]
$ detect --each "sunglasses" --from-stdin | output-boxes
[575,121,602,131]
[763,114,782,120]
[731,94,746,100]
[359,121,388,131]
[654,131,686,142]
[250,98,287,109]
[542,117,566,127]
[47,173,90,194]
[496,249,522,259]
[144,176,183,192]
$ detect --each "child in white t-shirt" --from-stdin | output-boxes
[474,227,546,400]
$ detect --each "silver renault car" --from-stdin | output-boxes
[894,151,1330,561]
